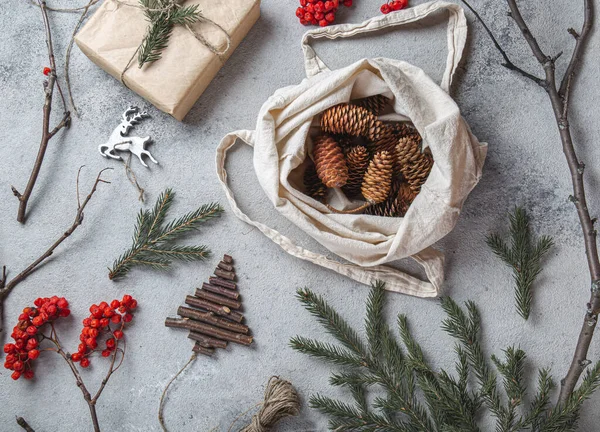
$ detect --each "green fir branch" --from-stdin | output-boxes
[292,282,600,432]
[108,189,222,280]
[487,207,554,320]
[137,0,200,68]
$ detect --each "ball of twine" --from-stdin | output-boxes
[235,376,300,432]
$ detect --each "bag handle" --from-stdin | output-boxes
[301,1,467,92]
[215,131,445,297]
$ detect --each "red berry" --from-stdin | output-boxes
[24,370,35,380]
[15,339,25,350]
[103,309,114,318]
[123,313,133,323]
[34,298,43,307]
[11,371,22,380]
[326,12,335,22]
[99,302,109,310]
[300,18,308,25]
[129,299,137,310]
[343,0,352,6]
[90,305,102,319]
[110,300,120,310]
[78,343,87,353]
[71,352,82,362]
[86,338,97,349]
[113,330,124,340]
[314,2,324,12]
[32,316,44,327]
[319,19,328,26]
[28,350,40,360]
[79,334,86,342]
[296,7,304,18]
[324,0,333,10]
[26,326,37,336]
[380,3,391,13]
[25,339,38,350]
[80,358,90,368]
[111,314,121,324]
[315,12,324,20]
[100,318,109,328]
[300,0,307,5]
[13,361,24,371]
[59,308,70,318]
[89,328,99,338]
[305,4,314,13]
[106,338,116,349]
[90,319,100,328]
[101,350,111,357]
[57,298,68,308]
[83,318,91,326]
[4,343,16,354]
[19,313,29,321]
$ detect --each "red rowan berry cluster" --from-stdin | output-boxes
[72,295,137,368]
[380,0,407,14]
[3,296,70,380]
[295,0,352,27]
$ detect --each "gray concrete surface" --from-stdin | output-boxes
[1,0,599,430]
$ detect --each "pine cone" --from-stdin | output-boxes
[368,126,397,155]
[396,136,433,194]
[303,163,327,202]
[321,104,388,142]
[352,95,390,116]
[391,122,418,139]
[361,151,394,204]
[366,181,415,217]
[342,146,369,198]
[313,135,349,188]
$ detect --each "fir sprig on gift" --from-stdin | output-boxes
[108,189,223,280]
[291,283,600,432]
[487,207,554,320]
[138,0,201,68]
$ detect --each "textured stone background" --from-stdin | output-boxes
[1,0,599,430]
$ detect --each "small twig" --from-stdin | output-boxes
[0,168,111,336]
[460,0,545,86]
[16,417,35,432]
[13,0,71,223]
[64,0,100,115]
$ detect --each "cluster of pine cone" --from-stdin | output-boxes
[303,95,434,217]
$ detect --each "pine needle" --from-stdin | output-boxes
[108,188,223,280]
[137,0,201,68]
[487,207,554,320]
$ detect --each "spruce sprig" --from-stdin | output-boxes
[108,188,223,280]
[487,207,554,320]
[137,0,200,68]
[292,282,600,432]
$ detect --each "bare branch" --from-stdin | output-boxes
[460,0,545,86]
[14,0,71,223]
[559,0,593,98]
[0,169,111,335]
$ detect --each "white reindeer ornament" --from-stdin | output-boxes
[99,106,158,167]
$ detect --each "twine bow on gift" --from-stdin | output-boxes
[115,0,232,84]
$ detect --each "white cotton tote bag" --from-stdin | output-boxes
[216,1,487,297]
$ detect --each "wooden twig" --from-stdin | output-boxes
[461,0,597,404]
[12,0,71,223]
[0,168,111,336]
[16,417,35,432]
[50,322,126,432]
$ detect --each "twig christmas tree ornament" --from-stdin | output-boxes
[160,255,256,431]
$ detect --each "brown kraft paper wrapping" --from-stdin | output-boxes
[75,0,261,121]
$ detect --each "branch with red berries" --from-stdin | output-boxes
[0,168,111,339]
[12,0,71,224]
[380,0,408,15]
[4,295,138,432]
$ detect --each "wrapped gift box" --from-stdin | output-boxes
[75,0,261,120]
